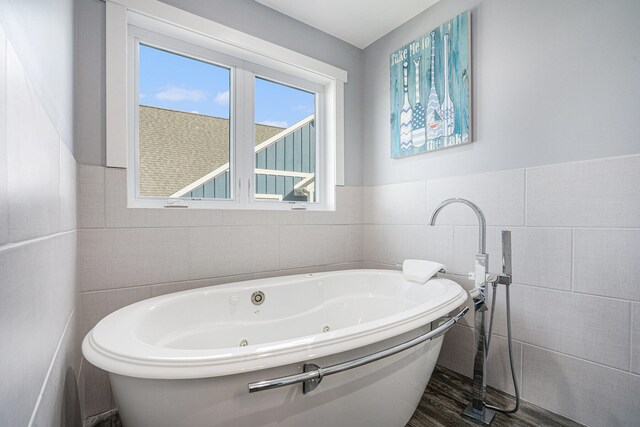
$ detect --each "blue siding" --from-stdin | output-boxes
[186,120,315,201]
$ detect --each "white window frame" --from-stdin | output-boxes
[105,0,346,211]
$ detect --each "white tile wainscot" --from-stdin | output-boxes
[1,24,80,426]
[76,174,364,416]
[453,226,572,290]
[361,154,640,427]
[573,228,640,301]
[522,345,640,427]
[425,168,526,227]
[75,155,640,426]
[526,156,640,228]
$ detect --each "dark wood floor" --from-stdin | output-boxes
[407,365,583,427]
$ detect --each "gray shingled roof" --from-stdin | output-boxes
[138,105,283,197]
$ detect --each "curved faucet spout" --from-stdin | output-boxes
[429,198,486,254]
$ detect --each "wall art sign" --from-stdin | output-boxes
[390,11,471,158]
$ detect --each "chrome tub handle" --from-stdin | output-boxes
[248,306,469,394]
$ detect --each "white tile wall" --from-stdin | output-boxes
[526,156,640,227]
[363,181,427,224]
[29,310,81,427]
[360,261,399,270]
[633,303,639,375]
[425,169,526,226]
[78,287,151,416]
[453,226,572,290]
[363,224,453,267]
[251,266,322,280]
[522,345,640,427]
[74,153,640,425]
[81,362,113,417]
[222,209,304,226]
[360,154,640,426]
[279,225,346,269]
[60,144,77,232]
[189,226,280,278]
[149,274,254,297]
[0,232,77,425]
[437,324,473,376]
[452,225,497,276]
[78,228,189,291]
[305,185,363,225]
[437,324,523,396]
[346,224,364,262]
[440,274,475,328]
[1,18,79,427]
[105,168,224,228]
[0,26,8,246]
[574,229,640,301]
[75,173,365,416]
[79,287,151,338]
[77,165,104,229]
[488,284,631,370]
[7,42,61,242]
[325,262,363,272]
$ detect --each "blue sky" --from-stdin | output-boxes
[139,44,314,128]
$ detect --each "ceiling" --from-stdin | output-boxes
[255,0,441,49]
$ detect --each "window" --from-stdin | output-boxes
[137,44,232,200]
[254,77,317,203]
[106,0,346,210]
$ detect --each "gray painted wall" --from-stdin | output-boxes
[0,0,75,151]
[362,0,640,185]
[75,0,364,186]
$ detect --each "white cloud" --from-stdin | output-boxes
[293,104,313,113]
[190,110,200,114]
[155,86,206,102]
[214,90,229,105]
[259,120,289,128]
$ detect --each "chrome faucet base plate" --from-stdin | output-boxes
[462,403,496,425]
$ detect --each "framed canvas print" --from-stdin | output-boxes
[390,11,471,158]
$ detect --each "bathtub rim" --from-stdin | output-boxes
[82,269,467,380]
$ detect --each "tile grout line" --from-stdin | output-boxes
[186,226,192,281]
[102,166,106,229]
[449,225,454,273]
[630,307,633,373]
[570,228,575,292]
[0,229,76,252]
[521,341,640,378]
[520,339,525,399]
[452,226,458,274]
[27,305,76,427]
[73,222,640,230]
[444,271,638,304]
[277,224,282,271]
[523,168,527,227]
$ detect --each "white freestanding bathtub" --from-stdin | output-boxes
[83,269,467,427]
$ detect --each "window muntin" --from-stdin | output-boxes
[137,44,232,199]
[253,77,316,203]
